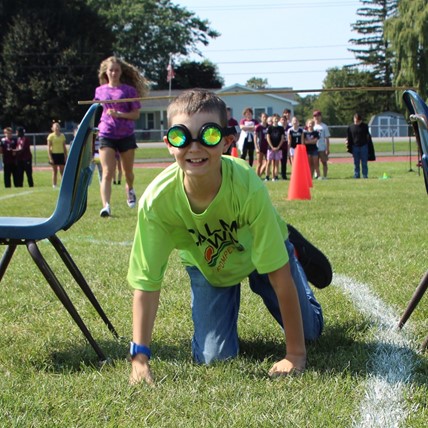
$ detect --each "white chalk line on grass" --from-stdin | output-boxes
[0,190,36,201]
[42,237,133,247]
[334,274,416,428]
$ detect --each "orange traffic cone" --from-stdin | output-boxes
[288,144,311,200]
[298,144,313,188]
[231,146,239,157]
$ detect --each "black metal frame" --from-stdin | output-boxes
[399,90,428,351]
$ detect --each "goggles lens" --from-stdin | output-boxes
[201,125,222,146]
[166,123,224,148]
[167,127,187,147]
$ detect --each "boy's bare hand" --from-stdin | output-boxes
[129,357,155,386]
[268,354,306,377]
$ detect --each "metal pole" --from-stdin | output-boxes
[408,121,414,172]
[33,134,37,166]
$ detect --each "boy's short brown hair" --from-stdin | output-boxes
[167,89,227,127]
[3,127,12,133]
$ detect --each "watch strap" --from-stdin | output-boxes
[130,341,151,359]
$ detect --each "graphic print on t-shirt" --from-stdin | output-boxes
[188,218,244,269]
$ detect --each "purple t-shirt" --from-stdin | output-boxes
[94,84,141,139]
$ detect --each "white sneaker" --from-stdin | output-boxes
[127,188,137,208]
[100,203,111,217]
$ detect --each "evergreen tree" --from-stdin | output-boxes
[384,0,428,101]
[349,0,398,110]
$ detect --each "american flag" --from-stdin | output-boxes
[167,62,175,82]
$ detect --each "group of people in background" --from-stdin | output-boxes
[0,126,33,188]
[230,108,332,181]
[1,67,374,196]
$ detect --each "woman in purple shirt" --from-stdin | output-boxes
[94,56,148,217]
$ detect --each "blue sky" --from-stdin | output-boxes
[175,0,362,91]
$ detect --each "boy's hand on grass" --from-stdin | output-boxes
[129,356,155,386]
[268,354,306,377]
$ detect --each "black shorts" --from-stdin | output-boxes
[99,135,138,153]
[51,153,65,166]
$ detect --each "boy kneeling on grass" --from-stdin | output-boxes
[127,89,332,385]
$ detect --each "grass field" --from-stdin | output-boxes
[0,160,427,427]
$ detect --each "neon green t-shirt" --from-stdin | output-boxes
[127,156,289,291]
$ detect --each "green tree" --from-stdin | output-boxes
[0,0,113,130]
[314,67,380,130]
[86,0,220,86]
[245,77,269,89]
[294,94,318,124]
[384,0,428,101]
[349,0,398,110]
[158,60,223,90]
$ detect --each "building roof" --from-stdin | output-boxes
[141,84,298,111]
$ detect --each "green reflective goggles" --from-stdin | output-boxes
[166,123,227,148]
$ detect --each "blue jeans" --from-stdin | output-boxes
[353,144,368,178]
[186,240,324,364]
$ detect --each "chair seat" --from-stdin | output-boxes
[0,216,48,226]
[0,216,59,241]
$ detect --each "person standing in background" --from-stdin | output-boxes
[47,122,67,188]
[265,114,285,181]
[288,117,303,164]
[238,107,258,167]
[0,127,19,188]
[346,113,372,179]
[313,110,330,180]
[224,107,240,156]
[303,118,320,179]
[280,109,292,179]
[15,127,34,187]
[254,112,269,178]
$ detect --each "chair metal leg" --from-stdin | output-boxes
[0,244,17,281]
[398,270,428,329]
[26,240,106,361]
[48,235,119,338]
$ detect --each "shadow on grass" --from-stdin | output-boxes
[34,337,130,373]
[38,336,192,373]
[36,321,428,387]
[239,321,428,385]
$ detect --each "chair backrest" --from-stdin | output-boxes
[53,103,101,231]
[403,90,428,193]
[403,90,428,155]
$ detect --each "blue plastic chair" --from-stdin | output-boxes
[0,103,118,360]
[399,90,428,351]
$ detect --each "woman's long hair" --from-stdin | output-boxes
[98,56,148,97]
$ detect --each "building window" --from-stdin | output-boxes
[147,113,154,129]
[254,108,266,120]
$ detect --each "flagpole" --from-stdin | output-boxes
[168,54,173,98]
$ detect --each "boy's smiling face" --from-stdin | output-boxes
[165,111,231,179]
